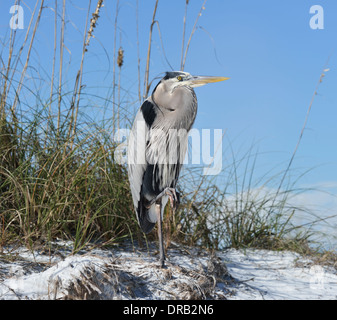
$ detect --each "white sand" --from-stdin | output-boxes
[0,241,336,300]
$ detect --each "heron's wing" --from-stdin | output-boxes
[128,104,148,211]
[128,99,159,233]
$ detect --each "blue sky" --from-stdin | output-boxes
[0,1,336,244]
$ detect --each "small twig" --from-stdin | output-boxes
[5,0,33,112]
[272,60,330,212]
[69,0,104,149]
[136,0,141,103]
[143,0,159,100]
[12,0,45,115]
[50,0,58,108]
[45,0,58,148]
[117,45,124,132]
[57,0,66,136]
[112,0,119,135]
[181,0,207,71]
[84,0,104,48]
[180,0,189,70]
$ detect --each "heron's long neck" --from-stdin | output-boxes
[152,85,197,131]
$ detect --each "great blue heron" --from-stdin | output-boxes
[128,71,228,267]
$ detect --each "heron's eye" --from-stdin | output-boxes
[177,76,183,81]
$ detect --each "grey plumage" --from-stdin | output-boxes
[127,71,228,266]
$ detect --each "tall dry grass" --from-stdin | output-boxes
[0,0,137,252]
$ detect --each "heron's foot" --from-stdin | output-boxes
[148,187,178,209]
[164,187,178,209]
[159,256,166,268]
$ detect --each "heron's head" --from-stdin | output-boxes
[152,71,229,113]
[158,71,229,92]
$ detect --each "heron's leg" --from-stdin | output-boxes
[156,201,165,267]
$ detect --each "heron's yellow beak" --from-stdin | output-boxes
[189,75,230,87]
